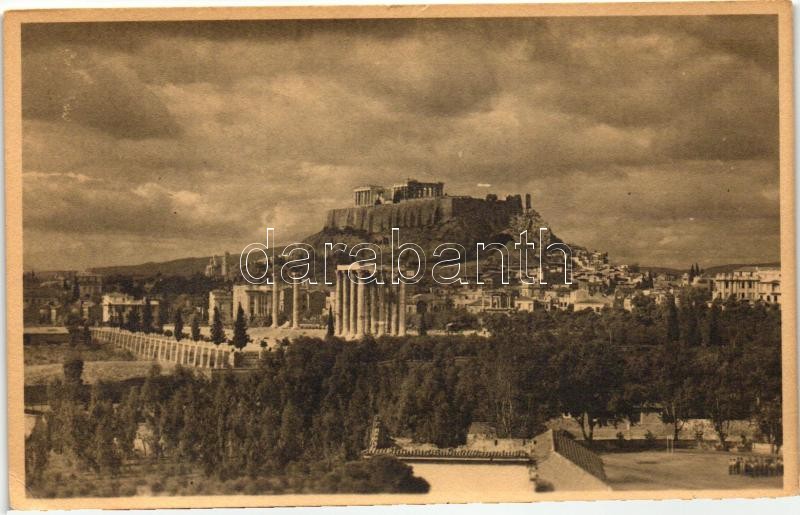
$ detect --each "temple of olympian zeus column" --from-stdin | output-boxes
[265,262,302,330]
[334,264,407,339]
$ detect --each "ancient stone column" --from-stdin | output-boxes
[271,264,280,328]
[356,273,366,338]
[335,271,344,336]
[291,275,300,329]
[377,281,386,336]
[392,284,400,335]
[370,283,379,335]
[398,281,407,336]
[363,282,371,335]
[349,271,358,338]
[385,287,393,336]
[342,274,350,337]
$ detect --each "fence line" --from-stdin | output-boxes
[91,327,234,369]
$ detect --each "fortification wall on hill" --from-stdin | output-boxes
[323,196,522,235]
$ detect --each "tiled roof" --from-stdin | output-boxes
[365,447,531,462]
[551,430,607,481]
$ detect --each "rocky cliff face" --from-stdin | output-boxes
[306,196,525,254]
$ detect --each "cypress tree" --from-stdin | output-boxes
[81,323,92,347]
[155,304,164,334]
[128,308,141,333]
[665,295,679,343]
[191,315,201,342]
[63,352,84,387]
[326,306,335,338]
[232,303,248,350]
[174,310,184,341]
[142,298,153,334]
[418,312,428,336]
[707,302,721,346]
[210,306,225,345]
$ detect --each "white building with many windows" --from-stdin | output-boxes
[711,266,781,305]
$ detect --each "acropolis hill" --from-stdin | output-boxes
[306,179,555,255]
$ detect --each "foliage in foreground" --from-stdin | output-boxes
[26,292,781,496]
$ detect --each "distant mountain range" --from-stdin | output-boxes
[85,255,779,280]
[701,262,780,275]
[89,255,218,278]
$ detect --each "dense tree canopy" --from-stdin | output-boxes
[28,292,782,493]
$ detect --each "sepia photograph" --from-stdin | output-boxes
[3,1,797,509]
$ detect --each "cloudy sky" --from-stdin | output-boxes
[21,16,780,271]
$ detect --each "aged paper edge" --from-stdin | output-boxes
[3,1,797,509]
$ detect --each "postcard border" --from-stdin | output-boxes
[4,1,797,509]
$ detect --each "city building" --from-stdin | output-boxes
[465,289,515,315]
[231,284,272,323]
[23,326,71,346]
[570,290,614,313]
[75,272,103,298]
[204,252,231,278]
[208,289,233,324]
[101,293,160,325]
[712,266,781,305]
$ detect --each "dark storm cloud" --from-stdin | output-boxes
[22,45,181,139]
[20,16,781,270]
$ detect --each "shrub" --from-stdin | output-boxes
[150,480,164,494]
[77,483,92,497]
[120,484,137,497]
[644,430,657,449]
[321,456,429,494]
[56,485,75,498]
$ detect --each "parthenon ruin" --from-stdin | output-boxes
[334,264,407,338]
